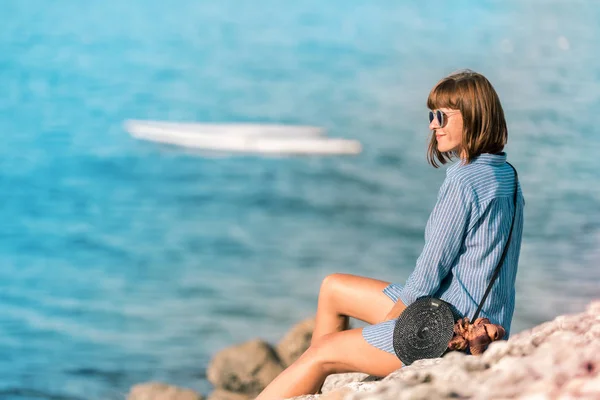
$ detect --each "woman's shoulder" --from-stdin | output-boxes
[446,160,516,204]
[444,162,483,190]
[449,156,512,183]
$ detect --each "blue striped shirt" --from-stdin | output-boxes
[363,152,524,353]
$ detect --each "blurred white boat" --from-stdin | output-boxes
[124,120,362,155]
[125,120,325,138]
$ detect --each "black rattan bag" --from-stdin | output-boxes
[393,163,519,365]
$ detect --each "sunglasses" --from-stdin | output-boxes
[428,109,460,127]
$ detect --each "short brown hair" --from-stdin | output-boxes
[426,70,507,167]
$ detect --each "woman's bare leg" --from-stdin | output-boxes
[256,328,402,400]
[311,273,394,344]
[255,274,397,400]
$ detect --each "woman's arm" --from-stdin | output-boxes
[397,176,476,307]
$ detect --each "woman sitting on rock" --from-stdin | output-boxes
[256,69,525,400]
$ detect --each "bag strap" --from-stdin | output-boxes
[472,162,519,321]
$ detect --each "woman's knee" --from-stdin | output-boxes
[319,273,350,302]
[317,274,392,326]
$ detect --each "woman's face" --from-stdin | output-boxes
[429,108,464,154]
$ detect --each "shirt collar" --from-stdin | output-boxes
[447,152,507,176]
[471,152,507,166]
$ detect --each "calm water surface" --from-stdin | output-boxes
[0,1,599,398]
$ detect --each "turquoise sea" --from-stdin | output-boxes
[1,1,599,398]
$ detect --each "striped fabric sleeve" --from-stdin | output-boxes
[398,176,475,306]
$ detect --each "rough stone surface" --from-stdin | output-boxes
[276,318,315,367]
[130,301,599,400]
[128,382,203,400]
[207,339,285,396]
[320,373,375,393]
[288,300,600,400]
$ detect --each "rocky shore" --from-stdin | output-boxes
[128,301,600,400]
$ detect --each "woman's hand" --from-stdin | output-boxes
[382,300,407,322]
